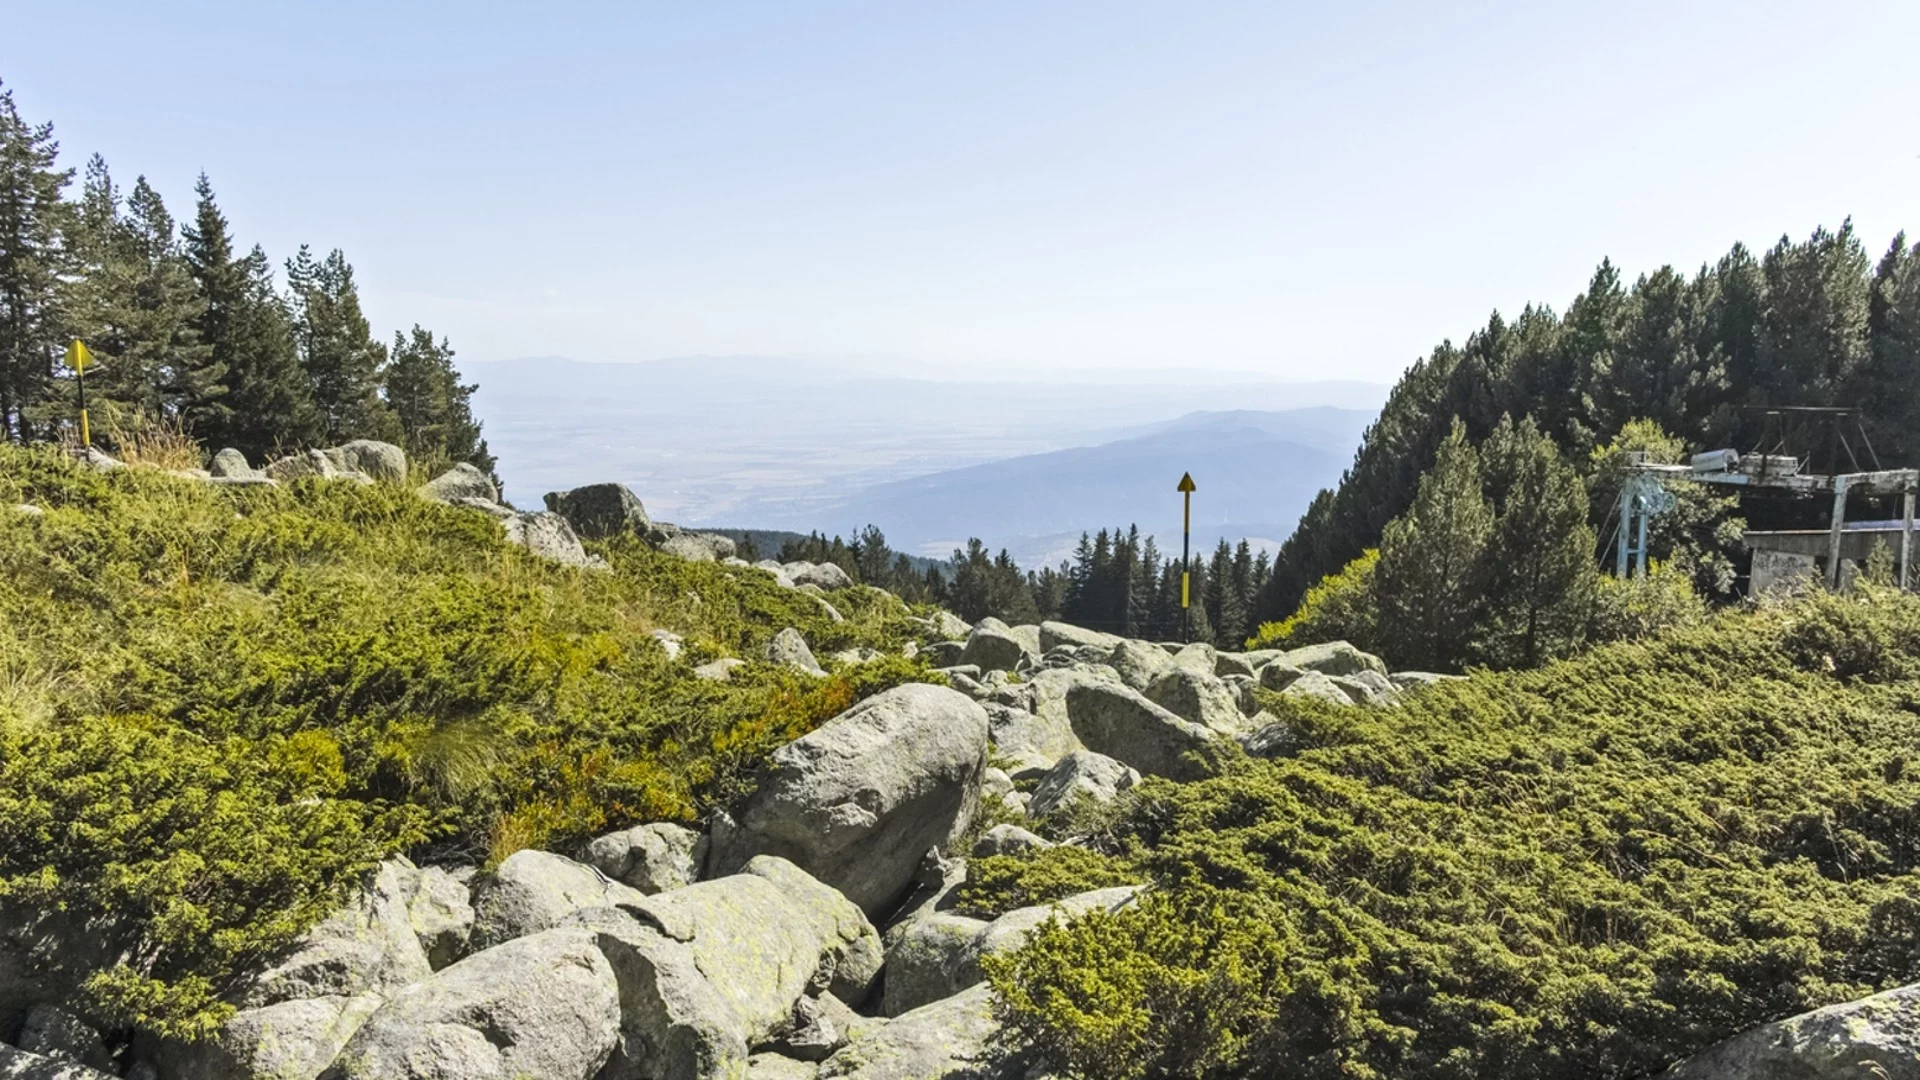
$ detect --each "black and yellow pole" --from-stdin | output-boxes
[64,340,93,448]
[1177,471,1196,642]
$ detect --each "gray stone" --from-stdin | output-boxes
[923,611,971,641]
[502,511,592,567]
[1328,669,1396,704]
[1170,642,1217,676]
[323,928,621,1080]
[75,447,122,472]
[1256,663,1307,691]
[650,629,685,661]
[822,983,1032,1078]
[751,1053,823,1080]
[402,866,473,972]
[0,1044,115,1079]
[663,532,737,563]
[1282,670,1356,706]
[1107,639,1176,691]
[1026,750,1140,821]
[831,647,883,667]
[1037,622,1120,656]
[1020,667,1115,762]
[242,858,435,1008]
[1276,640,1389,678]
[1143,668,1249,735]
[693,658,747,682]
[1063,682,1216,781]
[163,993,384,1080]
[15,1005,108,1071]
[325,441,407,484]
[958,619,1032,675]
[984,696,1080,773]
[709,684,990,919]
[1240,716,1302,759]
[10,503,42,515]
[971,824,1052,858]
[209,447,257,478]
[266,449,356,482]
[765,993,851,1063]
[1391,671,1465,689]
[542,483,651,539]
[1213,653,1257,679]
[767,627,826,677]
[922,641,966,668]
[1665,981,1920,1079]
[785,562,854,590]
[447,496,513,520]
[468,849,650,951]
[1222,673,1259,716]
[583,823,709,895]
[879,888,1139,1018]
[755,560,798,588]
[417,463,498,504]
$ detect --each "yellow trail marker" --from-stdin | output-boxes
[64,340,93,448]
[1177,471,1196,640]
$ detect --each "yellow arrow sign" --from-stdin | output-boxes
[64,339,93,373]
[1176,472,1196,493]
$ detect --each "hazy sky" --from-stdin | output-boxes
[6,1,1916,382]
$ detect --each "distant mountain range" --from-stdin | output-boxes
[810,408,1368,566]
[465,355,1382,563]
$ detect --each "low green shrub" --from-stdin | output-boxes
[953,847,1144,920]
[992,585,1920,1079]
[0,445,933,1038]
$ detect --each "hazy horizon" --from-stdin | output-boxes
[7,1,1915,388]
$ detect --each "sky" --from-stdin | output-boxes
[5,0,1917,384]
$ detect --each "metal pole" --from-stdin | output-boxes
[1902,488,1915,592]
[1634,494,1650,579]
[1181,490,1191,644]
[76,366,89,449]
[1827,475,1851,591]
[1616,482,1631,578]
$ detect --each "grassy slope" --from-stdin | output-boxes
[0,445,935,1038]
[983,586,1920,1079]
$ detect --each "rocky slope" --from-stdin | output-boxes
[2,443,1916,1079]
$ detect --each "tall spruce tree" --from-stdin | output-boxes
[1861,234,1920,465]
[1475,416,1597,668]
[184,177,315,456]
[287,246,394,444]
[0,81,71,442]
[1373,421,1492,671]
[385,324,493,474]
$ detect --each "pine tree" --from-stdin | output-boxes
[1204,539,1234,645]
[1860,234,1920,465]
[71,173,220,434]
[1756,222,1872,413]
[184,177,315,456]
[1475,416,1597,668]
[1373,421,1492,671]
[385,324,494,473]
[288,246,395,443]
[0,81,72,442]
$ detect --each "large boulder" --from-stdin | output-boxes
[266,450,365,483]
[418,463,498,504]
[0,1044,115,1079]
[323,441,407,484]
[15,1005,109,1071]
[1256,663,1307,691]
[401,866,474,972]
[958,619,1032,675]
[662,532,737,563]
[785,562,853,590]
[1276,640,1388,678]
[1282,670,1356,706]
[1665,982,1920,1079]
[882,886,1139,1017]
[543,483,652,539]
[241,859,434,1008]
[582,823,708,895]
[502,511,593,568]
[1328,670,1397,704]
[322,928,621,1080]
[767,627,827,677]
[572,857,882,1080]
[1026,750,1140,821]
[468,849,649,951]
[1214,653,1257,679]
[162,994,385,1080]
[1037,622,1120,656]
[1063,682,1217,781]
[1142,668,1248,735]
[1170,642,1217,677]
[983,698,1079,774]
[208,447,258,479]
[1107,639,1176,691]
[818,983,1034,1079]
[1021,667,1116,761]
[709,684,990,919]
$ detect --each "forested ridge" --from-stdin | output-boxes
[1257,222,1920,620]
[0,80,492,478]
